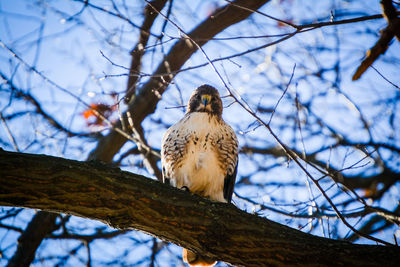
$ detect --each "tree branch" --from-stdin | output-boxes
[88,0,270,162]
[352,0,400,80]
[6,211,59,267]
[125,0,169,103]
[0,71,98,138]
[0,149,399,266]
[381,0,400,41]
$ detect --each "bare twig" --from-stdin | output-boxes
[371,65,400,90]
[0,113,20,151]
[268,64,296,125]
[0,71,98,138]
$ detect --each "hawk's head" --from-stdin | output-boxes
[187,85,223,117]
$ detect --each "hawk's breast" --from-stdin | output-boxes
[161,112,237,202]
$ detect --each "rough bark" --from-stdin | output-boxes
[0,149,399,266]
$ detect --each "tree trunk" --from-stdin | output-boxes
[0,149,399,266]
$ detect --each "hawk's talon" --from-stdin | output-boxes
[181,186,190,192]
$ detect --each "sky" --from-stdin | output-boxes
[1,0,400,266]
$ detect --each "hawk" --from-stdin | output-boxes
[161,85,238,267]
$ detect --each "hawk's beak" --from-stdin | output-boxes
[201,94,211,106]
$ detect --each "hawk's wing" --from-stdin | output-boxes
[223,159,238,203]
[218,121,239,203]
[161,119,189,185]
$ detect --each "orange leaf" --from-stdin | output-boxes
[82,109,95,119]
[82,102,116,126]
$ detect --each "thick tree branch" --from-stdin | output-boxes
[0,149,399,266]
[125,0,169,103]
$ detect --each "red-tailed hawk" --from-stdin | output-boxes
[161,85,238,267]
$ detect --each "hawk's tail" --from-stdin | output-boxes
[183,248,216,267]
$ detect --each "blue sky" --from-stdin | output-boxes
[1,0,400,265]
